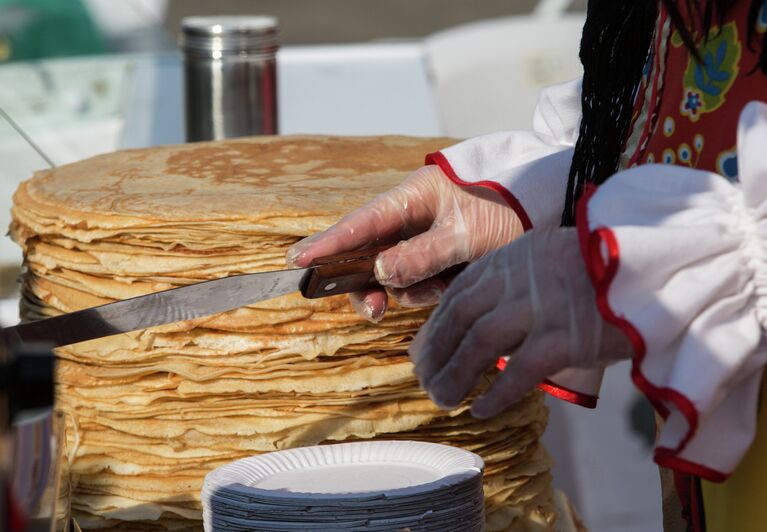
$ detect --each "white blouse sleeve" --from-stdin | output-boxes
[425,78,581,230]
[576,101,767,480]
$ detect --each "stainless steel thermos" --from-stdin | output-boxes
[180,16,279,141]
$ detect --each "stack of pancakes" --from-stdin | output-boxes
[11,136,556,531]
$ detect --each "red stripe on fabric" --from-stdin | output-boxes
[626,7,670,168]
[425,151,533,231]
[575,184,729,483]
[496,358,598,408]
[538,379,598,409]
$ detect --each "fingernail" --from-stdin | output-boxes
[359,304,374,322]
[287,233,323,267]
[285,247,303,267]
[370,299,386,323]
[359,302,381,324]
[355,294,386,324]
[365,304,384,324]
[374,255,390,284]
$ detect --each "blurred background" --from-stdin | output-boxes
[0,2,661,531]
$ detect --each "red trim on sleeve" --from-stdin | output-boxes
[495,358,598,408]
[576,183,729,483]
[625,7,669,169]
[425,151,533,231]
[538,379,599,409]
[655,450,729,483]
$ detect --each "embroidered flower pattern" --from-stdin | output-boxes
[681,90,703,119]
[673,22,741,122]
[632,6,760,187]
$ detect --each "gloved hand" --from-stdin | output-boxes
[287,165,524,321]
[408,228,632,418]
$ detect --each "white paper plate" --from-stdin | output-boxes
[202,441,485,531]
[203,441,483,500]
[205,480,483,514]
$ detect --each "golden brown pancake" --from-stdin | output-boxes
[11,135,557,531]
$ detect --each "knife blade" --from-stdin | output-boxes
[0,246,387,350]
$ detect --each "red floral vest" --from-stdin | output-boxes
[622,0,767,181]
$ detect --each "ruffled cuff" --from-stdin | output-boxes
[576,102,767,481]
[426,140,573,231]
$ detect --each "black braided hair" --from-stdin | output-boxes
[560,0,657,225]
[561,0,767,226]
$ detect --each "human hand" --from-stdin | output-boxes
[408,228,632,418]
[287,165,524,321]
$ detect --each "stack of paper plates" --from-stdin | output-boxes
[202,441,485,531]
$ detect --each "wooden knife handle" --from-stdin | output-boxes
[300,245,391,299]
[299,245,468,299]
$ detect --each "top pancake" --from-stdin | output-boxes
[13,135,454,237]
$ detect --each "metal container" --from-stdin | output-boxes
[180,16,279,141]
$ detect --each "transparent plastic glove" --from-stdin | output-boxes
[286,165,524,321]
[408,228,632,418]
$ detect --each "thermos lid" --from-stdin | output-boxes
[180,16,279,56]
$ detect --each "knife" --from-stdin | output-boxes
[0,245,388,350]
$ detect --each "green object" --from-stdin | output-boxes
[0,0,107,62]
